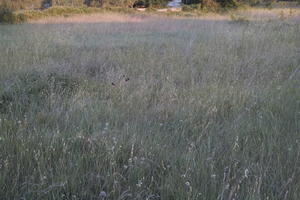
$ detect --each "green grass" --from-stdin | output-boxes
[0,14,300,199]
[19,6,135,20]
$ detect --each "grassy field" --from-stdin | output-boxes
[0,11,300,199]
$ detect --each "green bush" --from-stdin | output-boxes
[84,0,104,7]
[146,0,169,7]
[51,0,86,6]
[102,0,167,8]
[0,4,27,24]
[216,0,238,8]
[182,4,200,11]
[0,0,44,10]
[0,4,15,23]
[201,0,221,11]
[181,1,221,12]
[246,0,260,6]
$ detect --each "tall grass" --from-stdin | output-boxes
[0,14,300,199]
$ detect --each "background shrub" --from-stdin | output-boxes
[216,0,238,7]
[0,4,14,23]
[201,0,221,11]
[0,0,44,10]
[182,4,200,11]
[0,4,27,24]
[51,0,86,6]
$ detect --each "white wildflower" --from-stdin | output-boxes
[233,136,239,151]
[99,191,107,198]
[244,168,249,178]
[137,180,143,187]
[128,158,132,164]
[225,184,230,190]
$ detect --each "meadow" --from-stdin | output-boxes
[0,11,300,199]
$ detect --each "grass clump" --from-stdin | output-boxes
[22,6,137,20]
[0,71,80,115]
[23,6,102,20]
[230,13,250,23]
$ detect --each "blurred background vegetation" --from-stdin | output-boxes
[0,0,299,24]
[1,0,298,11]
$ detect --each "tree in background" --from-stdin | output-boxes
[51,0,86,6]
[84,0,104,7]
[0,0,45,9]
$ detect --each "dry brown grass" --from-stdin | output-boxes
[28,7,300,24]
[235,7,300,22]
[30,13,150,24]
